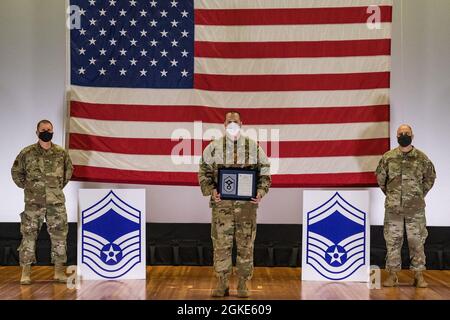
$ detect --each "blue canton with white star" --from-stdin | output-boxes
[70,0,194,88]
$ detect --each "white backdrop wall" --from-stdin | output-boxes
[0,0,449,225]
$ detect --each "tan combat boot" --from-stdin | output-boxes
[414,271,428,288]
[20,265,31,285]
[382,271,398,287]
[54,264,68,283]
[237,278,249,298]
[211,274,229,297]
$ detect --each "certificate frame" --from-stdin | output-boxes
[218,168,257,201]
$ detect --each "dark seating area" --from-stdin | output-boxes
[1,223,448,269]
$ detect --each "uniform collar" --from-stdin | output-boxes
[35,142,55,154]
[396,146,416,157]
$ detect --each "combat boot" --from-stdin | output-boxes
[382,271,398,287]
[237,278,249,298]
[20,264,31,285]
[54,264,67,283]
[414,271,428,288]
[211,274,229,297]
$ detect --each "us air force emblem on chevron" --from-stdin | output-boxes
[302,191,371,282]
[77,190,146,280]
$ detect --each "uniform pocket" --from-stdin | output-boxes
[387,172,401,186]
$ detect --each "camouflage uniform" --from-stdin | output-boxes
[199,135,271,280]
[11,143,73,266]
[375,147,436,272]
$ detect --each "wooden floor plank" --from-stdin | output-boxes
[0,266,448,300]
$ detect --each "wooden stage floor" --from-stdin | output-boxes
[0,266,448,300]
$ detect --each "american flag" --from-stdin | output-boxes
[68,0,392,187]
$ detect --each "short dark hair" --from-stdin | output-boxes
[36,119,53,131]
[225,110,241,119]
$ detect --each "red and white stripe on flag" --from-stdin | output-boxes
[68,0,392,187]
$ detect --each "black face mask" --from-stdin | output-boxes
[38,131,53,142]
[397,134,412,147]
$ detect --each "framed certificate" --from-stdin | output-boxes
[218,168,257,201]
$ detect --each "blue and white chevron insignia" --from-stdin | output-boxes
[81,190,142,279]
[306,192,366,280]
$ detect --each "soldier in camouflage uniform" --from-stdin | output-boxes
[375,124,436,288]
[199,111,271,298]
[11,120,73,285]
